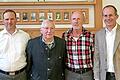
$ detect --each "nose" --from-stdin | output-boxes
[8,19,12,23]
[47,28,52,32]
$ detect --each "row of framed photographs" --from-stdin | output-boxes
[0,8,89,24]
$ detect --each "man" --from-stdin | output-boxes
[0,9,30,80]
[94,5,120,80]
[62,11,95,80]
[26,19,66,80]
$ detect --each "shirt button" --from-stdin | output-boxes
[48,68,51,71]
[48,58,50,60]
[45,48,48,50]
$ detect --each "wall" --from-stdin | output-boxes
[0,0,102,38]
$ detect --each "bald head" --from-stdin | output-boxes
[71,11,84,29]
[71,11,84,19]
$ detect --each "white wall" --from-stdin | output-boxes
[103,0,120,25]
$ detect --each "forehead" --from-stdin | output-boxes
[71,12,83,18]
[103,7,115,14]
[4,12,16,18]
[41,21,55,28]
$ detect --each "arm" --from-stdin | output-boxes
[25,40,32,79]
[93,34,100,80]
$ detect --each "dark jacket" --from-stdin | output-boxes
[26,36,66,80]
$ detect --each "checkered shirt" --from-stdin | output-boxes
[62,28,95,69]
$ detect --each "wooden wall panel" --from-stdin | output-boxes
[0,28,68,38]
[0,28,96,38]
[23,28,68,38]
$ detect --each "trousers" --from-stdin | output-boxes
[65,69,94,80]
[0,70,27,80]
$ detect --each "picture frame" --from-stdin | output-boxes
[39,12,45,22]
[16,12,21,22]
[0,12,2,22]
[82,9,89,24]
[55,12,61,21]
[22,12,29,21]
[47,12,53,20]
[30,12,37,21]
[0,8,89,25]
[63,12,70,21]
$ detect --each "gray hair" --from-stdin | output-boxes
[41,19,55,28]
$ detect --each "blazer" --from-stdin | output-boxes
[26,36,66,80]
[94,24,120,80]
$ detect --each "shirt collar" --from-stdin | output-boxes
[67,27,87,37]
[42,37,54,45]
[105,24,117,33]
[2,28,18,35]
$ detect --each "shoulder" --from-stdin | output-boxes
[0,30,4,38]
[19,30,29,35]
[84,29,95,38]
[29,36,41,42]
[18,29,30,38]
[54,36,65,44]
[54,36,65,41]
[95,28,105,36]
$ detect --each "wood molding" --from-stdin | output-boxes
[0,2,96,6]
[0,28,96,38]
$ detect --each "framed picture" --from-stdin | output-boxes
[30,12,37,21]
[22,12,29,21]
[63,12,70,21]
[16,12,21,22]
[47,12,53,20]
[82,9,89,24]
[39,12,45,22]
[55,12,61,21]
[0,12,2,21]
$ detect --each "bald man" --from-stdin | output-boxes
[62,11,95,80]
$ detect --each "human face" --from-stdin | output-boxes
[3,12,17,31]
[71,11,84,30]
[103,7,118,28]
[40,21,55,41]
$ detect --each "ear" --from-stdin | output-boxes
[40,28,42,33]
[117,15,119,19]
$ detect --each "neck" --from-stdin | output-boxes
[72,29,82,37]
[73,28,82,34]
[107,26,115,31]
[44,38,54,44]
[7,29,16,34]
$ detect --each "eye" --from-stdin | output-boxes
[44,27,49,29]
[5,19,9,20]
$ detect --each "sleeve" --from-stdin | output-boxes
[93,34,100,80]
[25,40,33,79]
